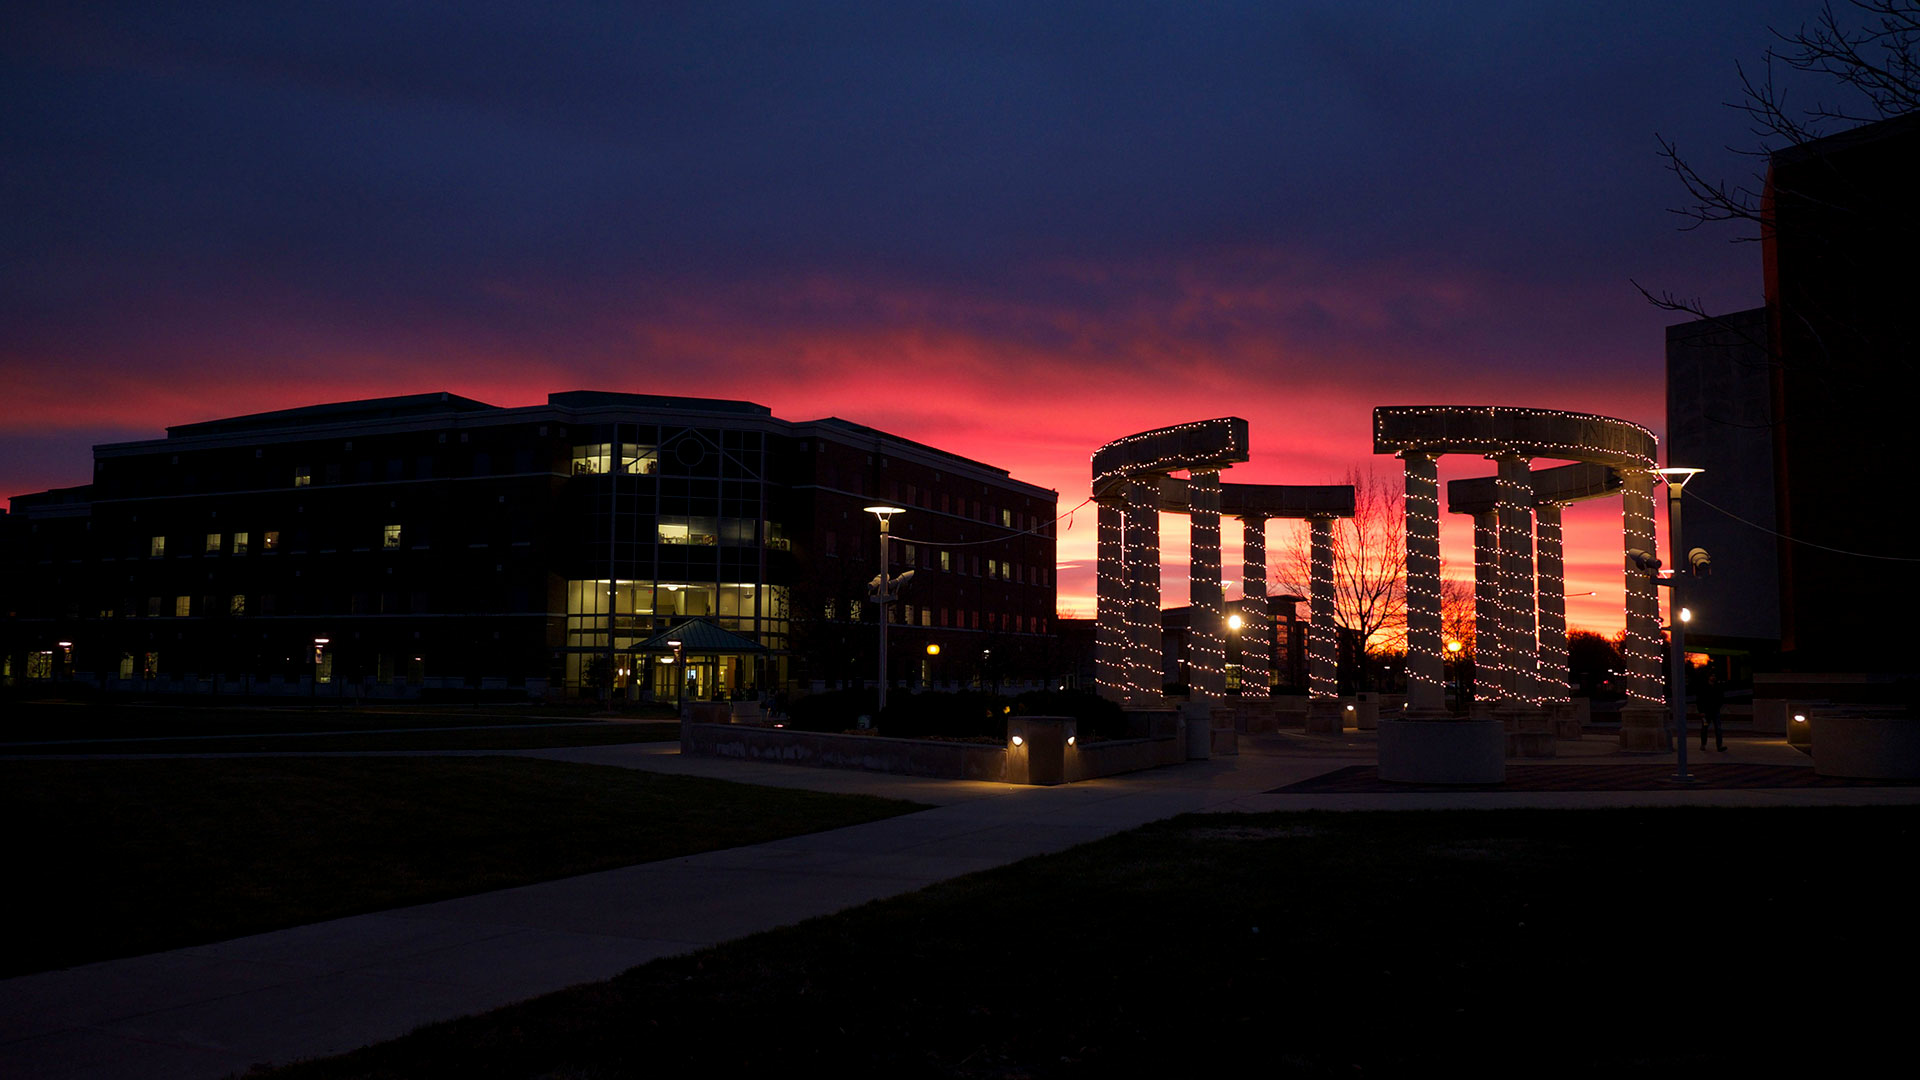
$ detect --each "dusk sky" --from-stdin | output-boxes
[3,1,1822,631]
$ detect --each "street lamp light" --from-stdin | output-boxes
[864,506,911,714]
[666,639,684,713]
[1656,467,1703,782]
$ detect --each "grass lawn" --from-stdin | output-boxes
[0,700,682,753]
[260,805,1918,1078]
[4,757,925,977]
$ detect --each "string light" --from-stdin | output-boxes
[1399,452,1445,703]
[1187,469,1226,696]
[1376,405,1662,711]
[1091,418,1349,704]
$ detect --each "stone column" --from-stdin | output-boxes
[1471,509,1504,708]
[1618,468,1668,749]
[1124,478,1163,702]
[1401,452,1445,715]
[1304,515,1342,731]
[1534,501,1571,704]
[1095,498,1125,701]
[1239,515,1270,699]
[1187,470,1226,698]
[1494,454,1540,708]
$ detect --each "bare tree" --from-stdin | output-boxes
[1274,466,1406,668]
[1440,575,1475,658]
[1637,0,1920,320]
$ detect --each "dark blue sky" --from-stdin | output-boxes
[1,1,1835,622]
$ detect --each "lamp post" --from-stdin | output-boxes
[1446,639,1464,714]
[666,639,684,714]
[311,637,329,703]
[1656,467,1703,782]
[863,506,910,714]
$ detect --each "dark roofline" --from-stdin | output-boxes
[1772,109,1920,166]
[547,391,772,416]
[806,416,1013,477]
[166,392,499,438]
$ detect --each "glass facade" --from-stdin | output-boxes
[560,422,791,699]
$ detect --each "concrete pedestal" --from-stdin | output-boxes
[1377,718,1506,784]
[1350,694,1380,731]
[1007,715,1075,785]
[1813,713,1920,779]
[1618,707,1671,752]
[1181,701,1213,759]
[1499,705,1556,759]
[1305,699,1345,734]
[1550,698,1590,739]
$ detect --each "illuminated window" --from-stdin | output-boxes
[621,444,658,474]
[902,543,915,565]
[920,609,931,627]
[263,530,279,551]
[150,536,165,557]
[174,596,191,617]
[383,524,402,549]
[824,599,837,620]
[1000,509,1012,528]
[294,466,311,487]
[234,532,249,555]
[206,533,222,554]
[939,550,951,571]
[987,558,998,578]
[571,444,611,474]
[229,594,246,616]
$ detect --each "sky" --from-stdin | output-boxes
[3,1,1825,632]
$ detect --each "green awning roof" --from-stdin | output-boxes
[637,619,767,653]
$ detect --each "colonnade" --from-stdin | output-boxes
[1376,406,1665,720]
[1091,418,1355,707]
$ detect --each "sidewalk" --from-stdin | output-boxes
[4,734,1913,1080]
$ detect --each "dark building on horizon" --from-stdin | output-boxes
[1667,110,1919,679]
[1,391,1058,700]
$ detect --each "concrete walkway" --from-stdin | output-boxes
[4,734,1914,1080]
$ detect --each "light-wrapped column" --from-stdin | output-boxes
[1619,469,1663,707]
[1534,501,1571,703]
[1401,452,1445,713]
[1187,469,1226,698]
[1308,516,1338,702]
[1095,498,1125,701]
[1124,479,1163,701]
[1471,509,1505,704]
[1239,515,1270,698]
[1494,454,1539,705]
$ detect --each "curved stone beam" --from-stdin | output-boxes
[1373,405,1656,469]
[1154,478,1356,519]
[1444,461,1621,515]
[1092,417,1249,499]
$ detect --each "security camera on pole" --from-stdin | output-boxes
[864,505,914,715]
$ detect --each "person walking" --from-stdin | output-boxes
[1699,669,1726,752]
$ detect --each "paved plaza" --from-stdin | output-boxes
[4,731,1914,1080]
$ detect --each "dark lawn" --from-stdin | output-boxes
[4,757,925,977]
[1,699,677,742]
[0,721,681,755]
[261,805,1917,1079]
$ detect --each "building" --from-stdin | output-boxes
[1665,307,1780,663]
[1,391,1058,700]
[1158,596,1308,695]
[1668,110,1919,677]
